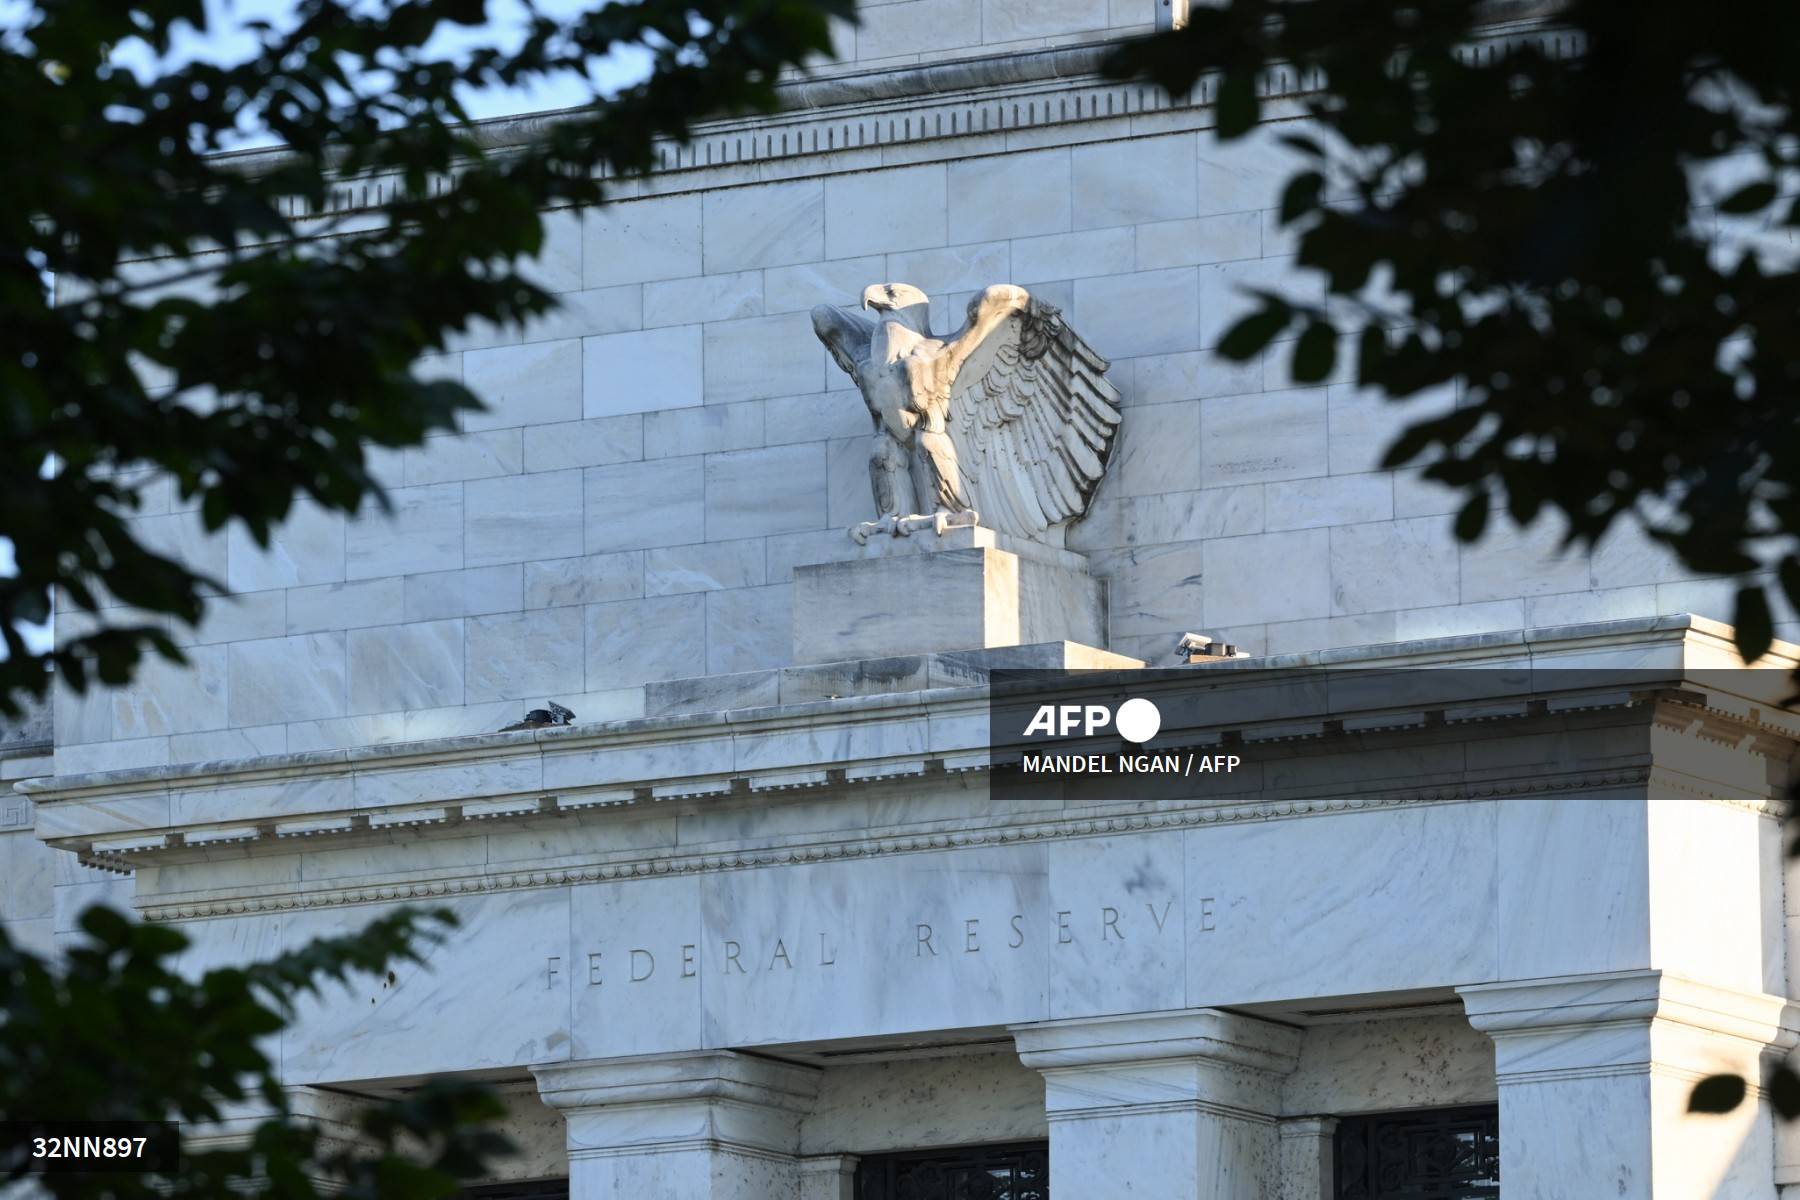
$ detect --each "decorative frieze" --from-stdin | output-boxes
[205,29,1582,225]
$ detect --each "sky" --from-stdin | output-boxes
[105,0,651,144]
[2,0,651,661]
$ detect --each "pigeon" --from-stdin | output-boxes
[498,700,577,732]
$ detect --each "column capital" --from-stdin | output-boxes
[1458,969,1799,1068]
[1010,1008,1303,1076]
[798,1154,859,1200]
[1010,1010,1300,1199]
[1277,1115,1340,1140]
[1277,1117,1339,1200]
[797,1154,859,1178]
[532,1050,819,1115]
[530,1050,819,1165]
[1458,970,1800,1197]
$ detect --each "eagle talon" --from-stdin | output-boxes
[850,516,900,544]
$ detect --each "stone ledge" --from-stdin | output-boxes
[1012,1008,1302,1076]
[646,642,1143,718]
[19,614,1787,804]
[1460,970,1800,1047]
[133,765,1656,924]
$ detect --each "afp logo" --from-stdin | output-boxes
[1021,697,1162,744]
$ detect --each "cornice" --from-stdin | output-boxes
[133,765,1655,923]
[192,23,1586,229]
[23,611,1780,803]
[24,616,1795,920]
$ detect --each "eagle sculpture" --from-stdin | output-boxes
[811,283,1122,546]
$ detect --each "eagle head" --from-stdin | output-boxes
[861,282,933,335]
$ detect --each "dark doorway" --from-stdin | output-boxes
[856,1140,1048,1200]
[457,1179,570,1200]
[1334,1105,1500,1200]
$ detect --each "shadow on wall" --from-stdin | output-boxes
[1,691,51,753]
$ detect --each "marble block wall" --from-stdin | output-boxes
[51,61,1768,774]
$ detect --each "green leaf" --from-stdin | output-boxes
[1719,181,1778,214]
[1689,1074,1748,1114]
[1290,319,1337,383]
[1356,325,1388,387]
[1778,556,1800,622]
[1279,132,1325,158]
[1216,72,1258,139]
[1734,584,1774,664]
[1453,492,1489,542]
[1771,1065,1800,1120]
[1280,171,1325,224]
[1217,303,1291,362]
[1505,483,1543,526]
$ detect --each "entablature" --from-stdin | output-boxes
[20,617,1794,927]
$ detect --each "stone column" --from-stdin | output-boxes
[797,1154,858,1200]
[179,1088,376,1193]
[1012,1010,1302,1198]
[1276,1116,1337,1200]
[532,1051,819,1199]
[1459,970,1798,1200]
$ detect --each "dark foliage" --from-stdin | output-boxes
[1,0,850,713]
[0,904,513,1196]
[1109,0,1800,664]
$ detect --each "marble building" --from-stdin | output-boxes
[7,1,1800,1197]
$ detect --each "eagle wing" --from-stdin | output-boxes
[942,285,1123,541]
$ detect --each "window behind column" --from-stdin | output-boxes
[1334,1105,1499,1200]
[856,1140,1048,1199]
[457,1179,570,1200]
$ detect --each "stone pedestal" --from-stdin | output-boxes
[1013,1010,1301,1199]
[791,526,1106,665]
[533,1051,819,1199]
[1460,970,1798,1200]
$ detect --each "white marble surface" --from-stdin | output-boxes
[347,619,464,715]
[583,325,704,417]
[1281,1014,1496,1113]
[463,339,583,432]
[22,32,1800,1200]
[23,618,1800,1200]
[1494,796,1650,981]
[57,100,1762,769]
[466,470,585,567]
[800,1051,1047,1155]
[1014,1010,1300,1200]
[792,546,1104,663]
[1461,971,1793,1200]
[1044,833,1186,1019]
[281,887,574,1083]
[139,789,1598,1067]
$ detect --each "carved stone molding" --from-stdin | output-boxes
[198,27,1583,227]
[129,766,1659,923]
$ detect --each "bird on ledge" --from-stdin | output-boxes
[497,701,576,732]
